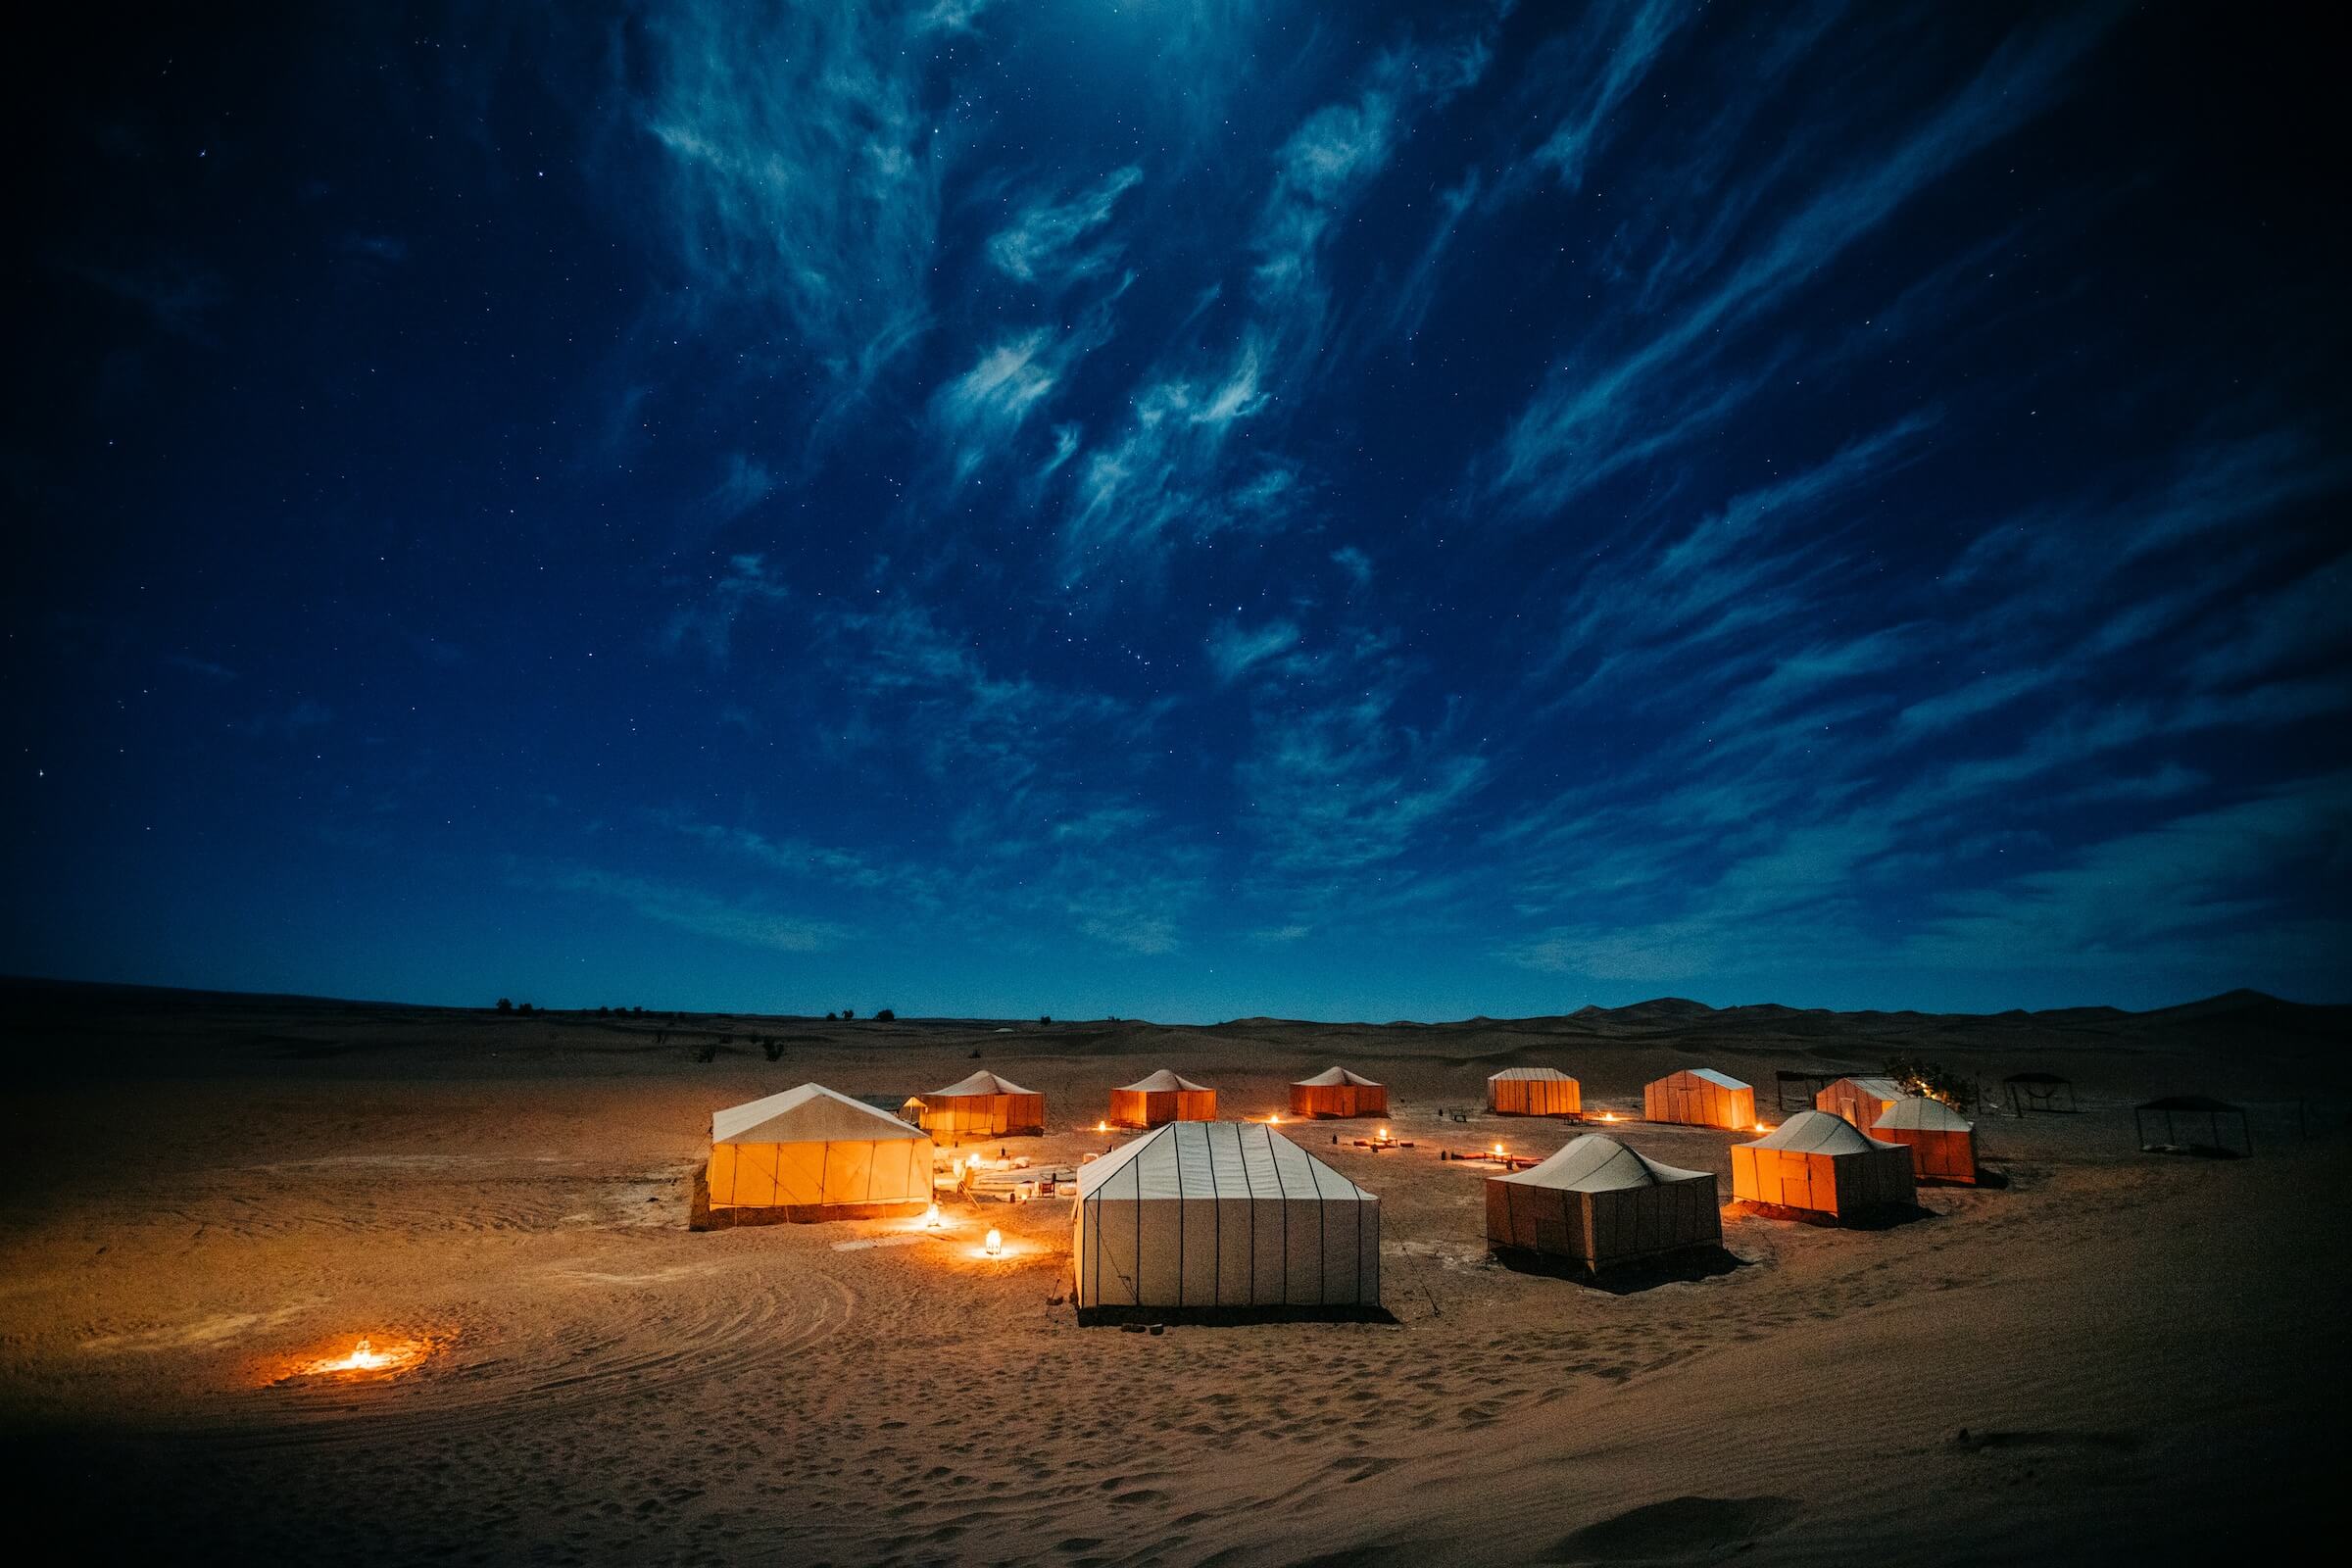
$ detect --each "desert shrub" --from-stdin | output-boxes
[495,998,513,1012]
[517,1002,535,1015]
[694,1042,719,1063]
[824,1010,837,1020]
[842,1008,857,1020]
[875,1007,896,1021]
[1039,1014,1052,1026]
[761,1037,784,1061]
[1886,1055,1974,1109]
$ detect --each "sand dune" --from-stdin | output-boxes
[0,982,2342,1563]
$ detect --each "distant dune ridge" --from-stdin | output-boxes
[0,978,2342,1563]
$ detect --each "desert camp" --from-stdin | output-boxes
[1642,1066,1758,1130]
[1070,1120,1380,1314]
[1487,1066,1583,1116]
[1108,1067,1217,1127]
[1815,1074,1911,1131]
[1485,1133,1722,1274]
[1289,1065,1388,1118]
[698,1082,935,1226]
[910,1069,1046,1139]
[1730,1108,1918,1219]
[1872,1096,1979,1184]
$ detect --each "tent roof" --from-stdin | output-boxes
[1119,1068,1211,1093]
[1748,1109,1897,1154]
[929,1069,1038,1098]
[2138,1095,2240,1113]
[1488,1067,1575,1082]
[1830,1075,1909,1099]
[1656,1066,1749,1091]
[1496,1133,1710,1193]
[1875,1097,1972,1132]
[1076,1120,1373,1203]
[1294,1065,1383,1088]
[712,1082,929,1146]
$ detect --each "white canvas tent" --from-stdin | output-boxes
[1873,1096,1978,1184]
[1486,1134,1721,1272]
[1071,1121,1380,1313]
[1730,1109,1915,1218]
[1816,1075,1910,1131]
[1642,1067,1757,1130]
[1488,1067,1582,1116]
[1289,1066,1388,1118]
[700,1083,934,1227]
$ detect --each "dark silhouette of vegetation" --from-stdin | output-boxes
[516,1002,535,1015]
[1039,1014,1052,1026]
[1886,1055,1974,1110]
[875,1007,896,1021]
[824,1011,837,1020]
[841,1007,857,1020]
[761,1037,784,1061]
[495,998,513,1012]
[694,1041,719,1063]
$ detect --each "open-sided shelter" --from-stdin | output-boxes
[1488,1067,1582,1117]
[1730,1109,1915,1218]
[1486,1134,1721,1273]
[1290,1066,1388,1119]
[2134,1096,2253,1157]
[1109,1068,1217,1128]
[1643,1067,1757,1130]
[1816,1075,1911,1131]
[1873,1097,1978,1184]
[913,1070,1045,1139]
[2003,1071,2078,1115]
[1071,1121,1380,1313]
[701,1083,934,1226]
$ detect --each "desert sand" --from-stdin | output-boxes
[1,980,2344,1564]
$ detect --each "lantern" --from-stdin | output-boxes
[923,1202,941,1230]
[984,1228,1003,1257]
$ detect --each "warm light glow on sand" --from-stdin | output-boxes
[1599,1112,1619,1122]
[984,1228,1003,1257]
[1754,1122,1770,1134]
[922,1203,942,1229]
[1268,1113,1281,1125]
[1492,1143,1504,1158]
[1096,1120,1108,1133]
[286,1333,429,1380]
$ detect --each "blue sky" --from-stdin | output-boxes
[5,1,2345,1019]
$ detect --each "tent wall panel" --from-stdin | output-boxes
[1817,1078,1907,1132]
[1289,1082,1389,1118]
[1880,1125,1977,1184]
[1489,1074,1583,1116]
[1109,1088,1219,1127]
[919,1093,1046,1139]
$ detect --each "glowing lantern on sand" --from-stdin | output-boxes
[1492,1143,1504,1159]
[984,1228,1003,1258]
[923,1203,942,1230]
[1096,1120,1108,1134]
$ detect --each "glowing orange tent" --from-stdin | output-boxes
[1109,1068,1216,1128]
[1873,1096,1978,1184]
[1487,1134,1721,1273]
[1642,1067,1756,1129]
[1730,1110,1915,1218]
[913,1070,1045,1139]
[1815,1075,1909,1131]
[699,1083,934,1227]
[1488,1067,1581,1117]
[1290,1066,1388,1118]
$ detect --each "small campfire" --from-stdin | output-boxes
[281,1332,432,1381]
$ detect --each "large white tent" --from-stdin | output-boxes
[699,1083,934,1227]
[1487,1067,1582,1116]
[1642,1067,1757,1130]
[1487,1133,1721,1273]
[1730,1109,1915,1218]
[1071,1121,1380,1312]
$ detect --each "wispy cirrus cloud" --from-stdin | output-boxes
[987,165,1143,287]
[539,865,850,954]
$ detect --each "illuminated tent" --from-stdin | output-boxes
[914,1070,1045,1139]
[1730,1110,1915,1218]
[1873,1096,1978,1184]
[701,1083,934,1226]
[1642,1067,1757,1130]
[1486,1134,1722,1273]
[1109,1068,1217,1128]
[1071,1121,1380,1312]
[1488,1067,1583,1117]
[1816,1075,1910,1131]
[1290,1066,1389,1119]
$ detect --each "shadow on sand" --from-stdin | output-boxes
[1489,1245,1749,1295]
[1074,1302,1401,1329]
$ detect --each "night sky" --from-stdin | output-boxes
[6,2,2345,1021]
